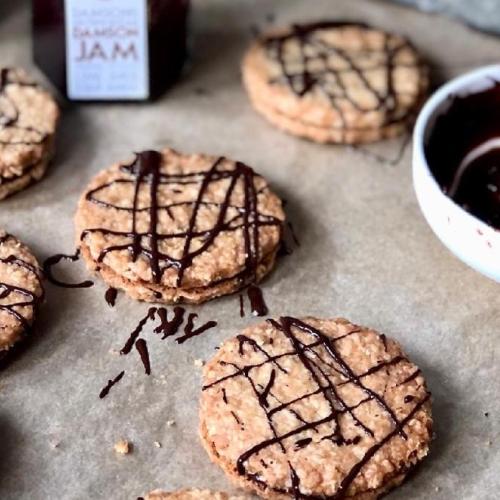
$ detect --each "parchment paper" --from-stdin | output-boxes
[1,1,500,499]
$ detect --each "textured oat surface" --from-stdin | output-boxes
[1,1,500,499]
[0,230,43,350]
[75,148,284,303]
[201,318,432,499]
[0,67,58,199]
[145,488,247,499]
[242,23,429,144]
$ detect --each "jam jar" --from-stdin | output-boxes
[33,0,190,101]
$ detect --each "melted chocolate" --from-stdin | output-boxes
[121,307,157,355]
[426,81,500,229]
[0,233,44,343]
[101,304,217,397]
[81,152,283,304]
[176,313,217,344]
[105,287,118,307]
[247,284,268,316]
[0,68,49,187]
[135,338,151,375]
[99,370,125,399]
[239,294,245,317]
[154,306,185,339]
[43,250,94,289]
[203,317,430,499]
[264,22,425,139]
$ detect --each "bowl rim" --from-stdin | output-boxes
[413,63,500,233]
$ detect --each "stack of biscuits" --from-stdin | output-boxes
[0,67,59,200]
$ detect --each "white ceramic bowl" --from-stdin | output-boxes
[413,65,500,282]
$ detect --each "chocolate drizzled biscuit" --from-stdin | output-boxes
[0,67,59,200]
[242,22,429,144]
[0,230,44,351]
[75,148,285,304]
[200,317,432,499]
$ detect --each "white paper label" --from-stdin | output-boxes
[65,0,149,100]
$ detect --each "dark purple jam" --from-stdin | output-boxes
[33,0,189,101]
[425,81,500,229]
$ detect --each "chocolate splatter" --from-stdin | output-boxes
[239,294,245,317]
[120,307,157,355]
[154,306,185,339]
[100,305,217,398]
[99,371,125,399]
[105,287,118,307]
[247,284,268,316]
[176,313,217,344]
[43,249,94,289]
[135,338,151,375]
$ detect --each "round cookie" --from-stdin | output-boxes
[200,316,432,499]
[0,67,59,200]
[75,148,285,304]
[242,21,429,144]
[0,230,44,351]
[144,489,247,499]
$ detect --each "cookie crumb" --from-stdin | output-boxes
[194,358,204,367]
[435,486,440,492]
[487,439,493,446]
[114,439,131,455]
[154,441,162,448]
[166,419,176,427]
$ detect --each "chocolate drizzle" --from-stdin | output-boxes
[0,233,44,343]
[176,313,217,344]
[105,287,118,307]
[43,250,94,289]
[120,307,156,355]
[0,68,50,186]
[154,306,185,339]
[135,338,151,375]
[203,317,431,499]
[81,150,284,302]
[239,294,245,317]
[101,305,217,397]
[99,370,125,399]
[247,284,268,316]
[264,21,425,138]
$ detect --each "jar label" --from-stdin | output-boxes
[64,0,149,100]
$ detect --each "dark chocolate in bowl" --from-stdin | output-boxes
[425,81,500,229]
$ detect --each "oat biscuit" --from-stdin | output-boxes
[0,67,59,200]
[144,489,246,500]
[242,21,429,144]
[200,317,432,499]
[75,148,285,304]
[0,230,44,351]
